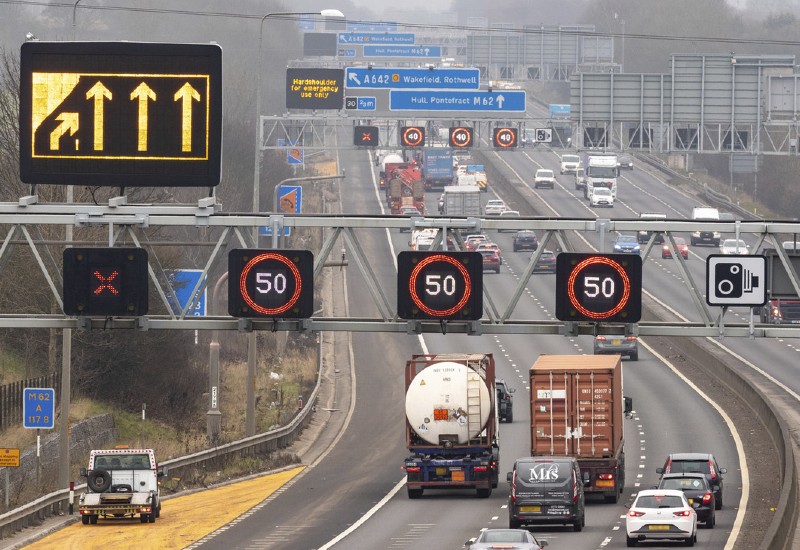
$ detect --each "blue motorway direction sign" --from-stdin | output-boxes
[346,21,397,32]
[338,32,414,45]
[23,387,55,429]
[364,45,441,58]
[345,68,480,90]
[390,90,527,112]
[166,269,207,316]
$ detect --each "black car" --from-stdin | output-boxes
[513,230,539,252]
[657,473,716,528]
[496,379,515,423]
[617,153,634,170]
[656,453,727,509]
[531,250,557,273]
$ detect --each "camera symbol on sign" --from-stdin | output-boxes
[714,262,758,298]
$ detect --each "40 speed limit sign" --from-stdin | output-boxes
[397,251,483,320]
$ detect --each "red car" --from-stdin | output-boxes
[662,237,689,259]
[479,249,501,273]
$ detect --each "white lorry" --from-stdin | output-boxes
[581,152,619,199]
[79,448,166,524]
[443,185,482,217]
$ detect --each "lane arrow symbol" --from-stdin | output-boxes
[174,83,201,152]
[348,72,362,86]
[130,82,156,151]
[49,112,79,150]
[86,81,112,150]
[497,94,505,109]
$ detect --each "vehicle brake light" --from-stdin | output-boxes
[406,467,421,473]
[628,510,645,517]
[474,466,488,472]
[673,510,692,517]
[709,460,717,479]
[702,492,713,505]
[598,473,614,480]
[626,336,637,341]
[511,470,517,502]
[596,336,607,342]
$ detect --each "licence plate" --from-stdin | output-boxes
[648,525,670,531]
[596,480,615,487]
[436,467,447,475]
[451,470,465,481]
[520,506,541,513]
[688,498,694,505]
[612,339,622,345]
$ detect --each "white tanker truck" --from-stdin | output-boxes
[402,353,499,499]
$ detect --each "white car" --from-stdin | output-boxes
[719,238,749,255]
[560,154,581,174]
[626,489,697,547]
[589,187,614,208]
[533,169,556,189]
[484,199,507,216]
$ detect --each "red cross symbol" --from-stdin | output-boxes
[92,270,120,296]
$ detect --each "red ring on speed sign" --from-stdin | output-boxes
[494,128,516,148]
[239,252,302,315]
[566,256,630,319]
[408,254,472,317]
[450,127,472,148]
[402,127,424,147]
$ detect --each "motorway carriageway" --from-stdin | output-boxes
[24,466,304,549]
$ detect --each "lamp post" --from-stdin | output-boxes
[248,9,343,437]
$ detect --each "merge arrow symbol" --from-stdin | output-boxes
[49,112,79,150]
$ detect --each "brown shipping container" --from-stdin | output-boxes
[529,355,623,459]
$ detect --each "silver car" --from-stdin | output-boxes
[466,529,548,550]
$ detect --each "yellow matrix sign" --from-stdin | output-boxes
[20,42,222,187]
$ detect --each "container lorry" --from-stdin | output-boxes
[79,448,166,524]
[529,354,631,503]
[403,353,500,499]
[422,150,454,192]
[443,185,481,217]
[580,152,619,199]
[386,161,425,215]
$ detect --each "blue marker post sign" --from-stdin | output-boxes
[23,387,55,429]
[363,45,441,58]
[338,32,414,45]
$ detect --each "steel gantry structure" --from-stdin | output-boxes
[2,198,800,337]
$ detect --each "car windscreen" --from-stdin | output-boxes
[668,460,710,474]
[636,495,685,508]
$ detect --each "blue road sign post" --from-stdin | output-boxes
[363,45,441,58]
[166,269,207,317]
[261,185,302,237]
[23,387,55,429]
[338,32,414,44]
[390,90,527,112]
[338,48,357,57]
[345,68,480,90]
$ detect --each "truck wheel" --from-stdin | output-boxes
[90,515,98,525]
[604,491,619,504]
[476,487,492,498]
[509,518,521,529]
[148,512,156,523]
[140,514,148,523]
[87,469,112,493]
[506,411,513,423]
[407,487,423,499]
[81,515,90,525]
[155,503,161,518]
